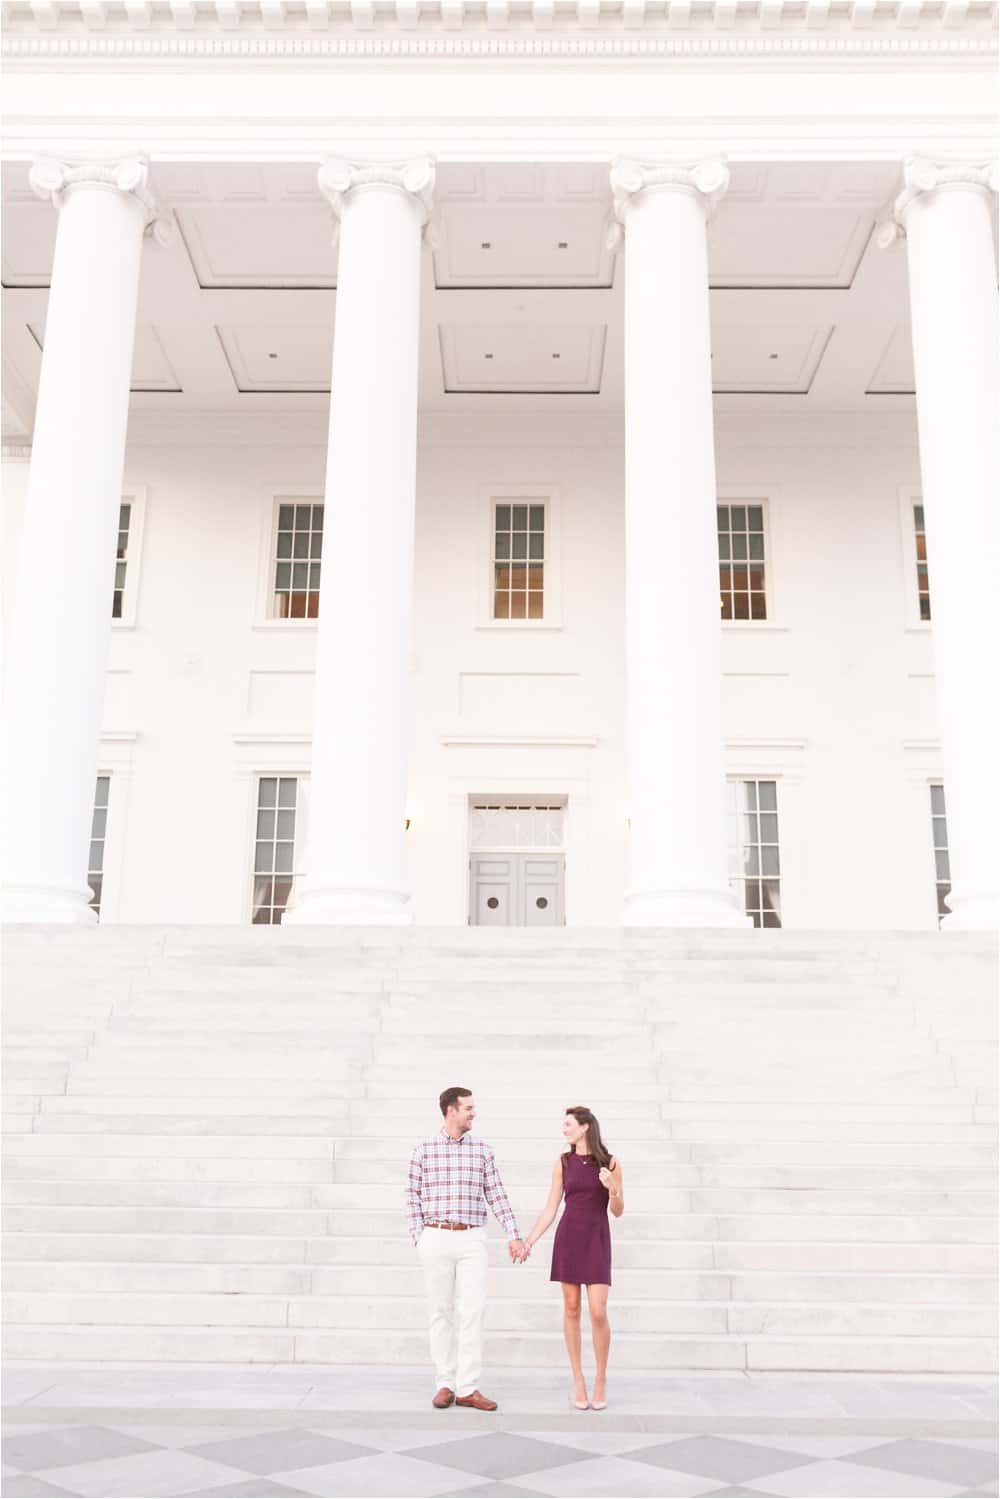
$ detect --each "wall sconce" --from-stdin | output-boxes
[405,818,412,831]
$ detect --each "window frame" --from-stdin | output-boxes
[253,492,325,630]
[234,736,312,923]
[929,780,951,926]
[898,485,932,632]
[110,486,147,630]
[726,776,783,929]
[477,484,563,631]
[716,488,782,632]
[86,733,137,924]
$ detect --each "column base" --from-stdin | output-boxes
[283,883,413,927]
[623,886,751,929]
[940,892,1000,931]
[1,883,97,926]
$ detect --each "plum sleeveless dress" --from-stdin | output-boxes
[550,1151,612,1287]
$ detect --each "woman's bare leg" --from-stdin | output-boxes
[587,1284,610,1403]
[561,1283,587,1402]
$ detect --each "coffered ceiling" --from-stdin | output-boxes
[2,158,928,440]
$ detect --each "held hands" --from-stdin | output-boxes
[509,1239,531,1264]
[598,1168,615,1191]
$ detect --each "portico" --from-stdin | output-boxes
[1,12,997,931]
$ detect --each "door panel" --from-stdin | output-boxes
[523,856,563,926]
[470,852,564,926]
[470,856,514,926]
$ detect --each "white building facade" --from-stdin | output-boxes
[2,5,998,933]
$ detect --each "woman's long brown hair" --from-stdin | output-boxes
[564,1105,613,1173]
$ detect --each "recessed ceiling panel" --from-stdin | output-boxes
[440,322,605,393]
[867,322,916,394]
[216,322,333,392]
[709,204,873,288]
[1,201,56,287]
[28,320,182,391]
[710,323,833,393]
[177,205,336,288]
[434,205,614,288]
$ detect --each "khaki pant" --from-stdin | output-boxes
[416,1225,488,1397]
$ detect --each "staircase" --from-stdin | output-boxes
[3,927,997,1373]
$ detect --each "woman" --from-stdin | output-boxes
[522,1105,624,1410]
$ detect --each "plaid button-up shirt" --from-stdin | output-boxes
[405,1128,520,1246]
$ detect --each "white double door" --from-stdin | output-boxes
[469,853,564,926]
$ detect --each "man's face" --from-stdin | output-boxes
[449,1095,476,1133]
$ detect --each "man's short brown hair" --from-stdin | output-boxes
[439,1086,472,1117]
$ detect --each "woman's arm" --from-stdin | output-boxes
[523,1159,565,1252]
[599,1158,624,1218]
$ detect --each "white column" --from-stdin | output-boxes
[879,159,1000,930]
[2,158,159,925]
[610,159,747,928]
[285,159,433,926]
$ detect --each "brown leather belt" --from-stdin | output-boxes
[425,1221,472,1231]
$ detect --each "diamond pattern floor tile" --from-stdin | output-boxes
[624,1435,814,1484]
[2,1425,160,1474]
[850,1440,999,1489]
[186,1428,377,1476]
[401,1433,594,1480]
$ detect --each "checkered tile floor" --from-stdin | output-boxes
[4,1367,997,1499]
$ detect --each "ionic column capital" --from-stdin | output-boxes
[607,157,730,250]
[29,156,169,245]
[317,157,436,244]
[876,157,999,248]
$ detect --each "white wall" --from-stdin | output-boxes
[1,406,944,929]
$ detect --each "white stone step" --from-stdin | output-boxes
[329,1157,995,1190]
[3,1207,331,1234]
[3,1133,335,1158]
[28,1113,350,1134]
[2,1262,315,1294]
[330,1135,998,1167]
[2,1155,335,1183]
[4,1233,315,1264]
[312,1264,998,1306]
[309,1235,1000,1273]
[321,1208,997,1244]
[11,1291,982,1340]
[7,1259,992,1306]
[3,1182,322,1208]
[62,1078,367,1099]
[32,1096,357,1118]
[4,1320,991,1371]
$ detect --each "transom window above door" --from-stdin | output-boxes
[469,801,565,850]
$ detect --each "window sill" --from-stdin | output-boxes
[251,620,318,631]
[475,621,565,632]
[904,623,933,634]
[111,620,137,632]
[721,623,789,634]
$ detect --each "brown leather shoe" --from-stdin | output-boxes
[432,1387,455,1409]
[455,1390,498,1411]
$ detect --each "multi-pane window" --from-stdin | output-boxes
[718,504,767,621]
[493,502,544,620]
[112,502,131,619]
[727,779,781,927]
[914,502,931,621]
[273,503,323,619]
[930,783,950,923]
[88,775,110,918]
[252,776,304,924]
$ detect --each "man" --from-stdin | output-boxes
[405,1086,527,1411]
